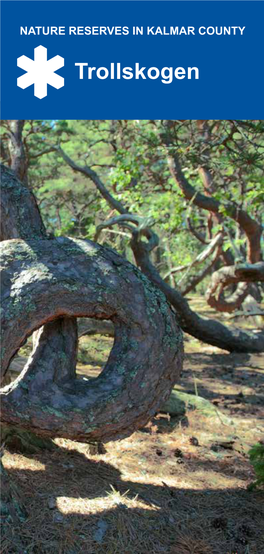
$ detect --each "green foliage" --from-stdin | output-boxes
[248,443,264,490]
[1,119,263,285]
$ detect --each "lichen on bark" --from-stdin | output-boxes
[1,236,183,443]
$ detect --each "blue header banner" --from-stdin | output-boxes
[1,1,264,119]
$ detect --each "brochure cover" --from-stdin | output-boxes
[1,1,264,552]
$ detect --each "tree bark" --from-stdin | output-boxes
[0,163,46,241]
[205,282,249,313]
[205,262,264,312]
[208,262,264,286]
[0,237,183,442]
[7,120,28,184]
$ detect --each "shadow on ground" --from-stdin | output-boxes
[2,440,264,554]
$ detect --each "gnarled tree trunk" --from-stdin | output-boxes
[0,164,79,387]
[0,164,181,526]
[1,236,183,442]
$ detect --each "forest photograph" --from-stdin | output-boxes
[0,119,264,553]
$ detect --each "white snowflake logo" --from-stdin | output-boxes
[17,45,64,99]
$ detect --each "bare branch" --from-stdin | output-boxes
[57,146,128,215]
[130,233,264,352]
[205,262,264,312]
[186,214,208,244]
[181,245,221,296]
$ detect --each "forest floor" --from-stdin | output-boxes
[2,299,264,554]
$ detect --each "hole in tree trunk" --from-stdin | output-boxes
[76,318,115,381]
[1,317,115,388]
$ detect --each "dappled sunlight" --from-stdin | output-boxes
[2,452,46,472]
[56,487,158,515]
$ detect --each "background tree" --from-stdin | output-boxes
[1,119,263,352]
